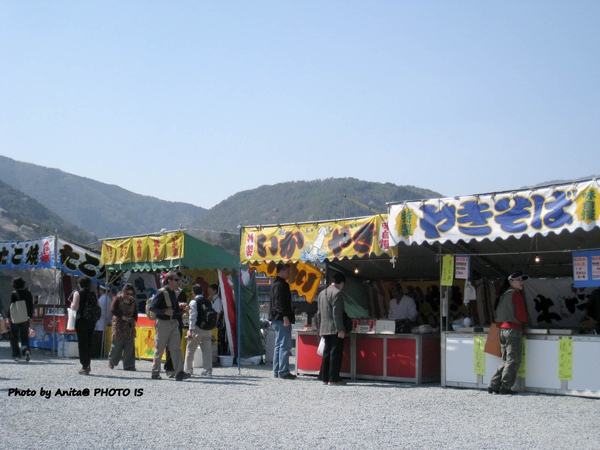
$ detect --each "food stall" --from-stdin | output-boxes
[240,214,442,383]
[101,230,263,363]
[0,236,104,356]
[387,177,600,398]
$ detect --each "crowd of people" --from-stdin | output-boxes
[4,268,600,393]
[2,271,225,381]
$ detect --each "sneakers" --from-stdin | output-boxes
[166,371,176,378]
[78,368,90,375]
[25,350,31,362]
[13,356,20,362]
[151,373,162,380]
[487,387,499,394]
[328,379,347,386]
[124,367,136,371]
[280,373,297,380]
[175,371,191,381]
[200,370,212,377]
[499,387,516,395]
[108,362,114,369]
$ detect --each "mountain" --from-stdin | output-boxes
[0,156,207,239]
[0,179,98,245]
[196,178,441,232]
[0,156,442,253]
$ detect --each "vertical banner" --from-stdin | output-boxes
[473,335,486,375]
[517,337,527,378]
[131,236,150,262]
[441,255,454,287]
[558,337,573,381]
[161,231,184,261]
[455,255,470,280]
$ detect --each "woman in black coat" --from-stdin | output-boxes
[8,277,34,362]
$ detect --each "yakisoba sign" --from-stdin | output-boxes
[388,179,600,245]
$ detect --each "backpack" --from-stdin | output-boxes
[80,290,102,322]
[196,297,218,330]
[146,288,170,321]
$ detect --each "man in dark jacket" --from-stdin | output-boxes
[268,262,296,379]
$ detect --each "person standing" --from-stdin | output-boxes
[71,277,100,375]
[164,272,187,377]
[209,283,227,357]
[184,284,215,376]
[148,271,190,381]
[388,285,417,322]
[268,262,296,380]
[92,284,110,358]
[8,277,34,362]
[318,272,347,385]
[108,283,138,371]
[488,271,529,395]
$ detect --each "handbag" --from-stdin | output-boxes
[0,317,9,334]
[67,308,77,331]
[10,292,29,324]
[484,323,502,357]
[317,337,325,356]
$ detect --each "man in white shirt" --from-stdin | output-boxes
[92,284,111,357]
[388,285,417,322]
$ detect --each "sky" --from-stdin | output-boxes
[1,1,599,210]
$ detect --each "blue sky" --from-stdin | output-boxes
[1,1,599,209]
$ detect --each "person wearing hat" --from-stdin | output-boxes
[488,271,529,395]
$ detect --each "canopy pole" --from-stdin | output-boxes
[237,225,243,375]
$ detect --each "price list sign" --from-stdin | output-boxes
[573,251,600,287]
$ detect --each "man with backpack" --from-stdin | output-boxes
[184,284,218,377]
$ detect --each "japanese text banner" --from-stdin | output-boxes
[101,231,185,264]
[388,179,600,245]
[241,215,392,264]
[0,237,55,269]
[58,238,104,283]
[250,261,322,303]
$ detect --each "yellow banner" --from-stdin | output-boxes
[473,335,486,375]
[101,238,132,264]
[241,215,392,264]
[251,260,322,303]
[131,236,150,262]
[558,337,573,380]
[161,232,184,261]
[441,255,454,287]
[517,337,527,378]
[101,231,185,264]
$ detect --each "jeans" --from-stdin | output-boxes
[271,320,292,376]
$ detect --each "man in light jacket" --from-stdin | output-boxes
[317,272,346,385]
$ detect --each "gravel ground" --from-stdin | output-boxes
[1,340,599,450]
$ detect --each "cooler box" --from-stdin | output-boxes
[44,314,70,333]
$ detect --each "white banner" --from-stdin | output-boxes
[388,179,600,245]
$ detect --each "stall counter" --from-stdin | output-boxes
[444,331,600,398]
[296,330,440,384]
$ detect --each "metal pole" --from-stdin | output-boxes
[237,225,243,374]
